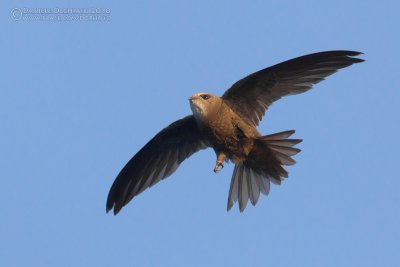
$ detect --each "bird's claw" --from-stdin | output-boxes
[213,161,224,173]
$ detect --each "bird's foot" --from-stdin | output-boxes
[213,161,224,173]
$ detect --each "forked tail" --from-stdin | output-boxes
[227,130,302,212]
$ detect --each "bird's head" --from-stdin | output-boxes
[189,93,221,120]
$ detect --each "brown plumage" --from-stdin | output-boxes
[106,50,364,214]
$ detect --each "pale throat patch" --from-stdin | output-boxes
[190,101,207,120]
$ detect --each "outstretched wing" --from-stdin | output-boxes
[222,50,364,126]
[106,115,208,215]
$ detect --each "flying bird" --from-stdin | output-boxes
[106,50,364,214]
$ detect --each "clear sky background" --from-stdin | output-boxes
[1,1,399,266]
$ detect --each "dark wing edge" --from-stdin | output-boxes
[222,50,364,126]
[106,115,208,215]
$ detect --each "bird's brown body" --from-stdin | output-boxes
[106,50,364,214]
[194,99,259,164]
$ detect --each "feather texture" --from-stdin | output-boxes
[222,51,364,126]
[227,130,303,212]
[106,116,208,215]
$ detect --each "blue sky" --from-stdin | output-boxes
[1,1,399,266]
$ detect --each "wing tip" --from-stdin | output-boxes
[344,50,363,56]
[337,50,365,63]
[107,206,122,215]
[310,50,365,65]
[227,201,234,212]
[106,198,113,214]
[106,204,118,215]
[106,196,123,215]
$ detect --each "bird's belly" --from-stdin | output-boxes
[209,125,253,163]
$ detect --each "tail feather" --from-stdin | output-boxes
[268,144,301,156]
[238,166,249,211]
[273,150,296,166]
[248,168,261,206]
[227,165,240,211]
[262,138,302,147]
[259,173,270,196]
[227,130,302,212]
[261,130,295,140]
[228,165,263,212]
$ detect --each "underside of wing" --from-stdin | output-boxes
[106,115,208,215]
[222,50,364,126]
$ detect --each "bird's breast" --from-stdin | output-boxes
[200,111,255,162]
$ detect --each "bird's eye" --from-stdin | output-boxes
[201,94,210,100]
